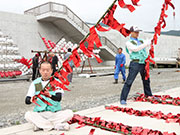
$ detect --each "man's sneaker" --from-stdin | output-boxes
[55,123,70,131]
[152,96,160,100]
[120,100,127,105]
[43,127,53,132]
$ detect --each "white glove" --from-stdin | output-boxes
[144,39,151,46]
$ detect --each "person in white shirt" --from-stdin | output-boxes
[120,26,153,105]
[25,61,73,132]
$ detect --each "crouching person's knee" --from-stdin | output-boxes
[25,111,31,121]
[65,109,74,120]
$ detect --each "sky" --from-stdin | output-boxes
[0,0,179,31]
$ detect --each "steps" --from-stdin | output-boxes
[24,2,117,63]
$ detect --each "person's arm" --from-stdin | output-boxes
[43,86,63,102]
[25,96,32,104]
[50,93,62,102]
[25,82,36,105]
[126,40,150,52]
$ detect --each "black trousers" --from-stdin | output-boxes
[120,61,153,101]
[32,68,37,81]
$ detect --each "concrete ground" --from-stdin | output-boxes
[0,68,180,128]
[0,87,179,135]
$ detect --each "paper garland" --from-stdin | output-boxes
[105,105,180,125]
[134,93,180,106]
[68,114,176,135]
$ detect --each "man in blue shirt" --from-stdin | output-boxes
[114,48,126,84]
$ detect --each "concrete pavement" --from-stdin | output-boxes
[0,87,180,135]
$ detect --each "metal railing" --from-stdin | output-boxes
[24,2,118,54]
[24,2,89,33]
[100,36,118,53]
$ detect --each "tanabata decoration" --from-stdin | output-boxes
[87,26,102,51]
[88,129,95,135]
[80,39,103,63]
[105,105,180,125]
[134,93,180,106]
[14,57,32,69]
[0,71,22,78]
[70,49,82,67]
[131,0,140,6]
[145,0,175,80]
[42,37,56,52]
[118,0,135,12]
[34,0,175,107]
[68,114,176,135]
[96,24,111,32]
[102,4,131,37]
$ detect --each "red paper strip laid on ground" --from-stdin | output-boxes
[68,114,176,135]
[134,93,180,106]
[105,105,180,125]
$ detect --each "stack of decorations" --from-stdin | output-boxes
[42,37,101,67]
[0,30,32,78]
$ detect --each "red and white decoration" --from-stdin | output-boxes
[0,30,33,78]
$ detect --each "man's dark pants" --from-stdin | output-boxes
[120,61,153,101]
[32,68,37,81]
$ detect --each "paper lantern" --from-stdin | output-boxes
[0,72,5,78]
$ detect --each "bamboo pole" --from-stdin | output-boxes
[41,0,118,91]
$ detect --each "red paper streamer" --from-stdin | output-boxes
[131,0,140,6]
[86,26,102,52]
[54,70,70,86]
[102,5,131,37]
[71,49,82,67]
[145,0,175,80]
[96,24,111,32]
[80,41,103,63]
[50,77,70,91]
[118,0,136,12]
[88,129,95,135]
[63,60,73,73]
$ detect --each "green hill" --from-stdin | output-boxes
[148,30,180,37]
